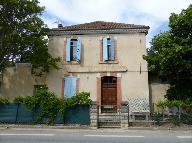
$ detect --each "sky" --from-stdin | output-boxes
[38,0,192,47]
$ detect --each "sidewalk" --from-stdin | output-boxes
[0,124,192,131]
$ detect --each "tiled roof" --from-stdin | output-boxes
[52,21,150,31]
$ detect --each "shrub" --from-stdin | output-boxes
[0,97,9,104]
[13,96,25,104]
[153,113,163,126]
[156,100,167,113]
[181,113,192,125]
[59,92,92,119]
[14,89,92,125]
[170,115,181,126]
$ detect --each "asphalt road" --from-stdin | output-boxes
[0,128,192,143]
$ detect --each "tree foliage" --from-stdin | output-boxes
[0,0,60,74]
[144,5,192,100]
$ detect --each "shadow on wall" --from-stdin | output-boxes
[1,63,46,99]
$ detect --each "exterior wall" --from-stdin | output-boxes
[1,63,46,99]
[0,32,150,113]
[47,33,150,113]
[149,74,169,112]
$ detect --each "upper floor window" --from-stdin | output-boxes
[66,38,81,62]
[102,37,115,62]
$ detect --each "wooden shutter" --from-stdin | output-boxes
[74,38,81,61]
[70,76,77,96]
[66,38,71,62]
[102,37,108,62]
[64,76,77,97]
[110,37,115,61]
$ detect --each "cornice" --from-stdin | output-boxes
[48,28,149,36]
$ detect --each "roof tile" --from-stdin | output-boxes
[52,21,149,31]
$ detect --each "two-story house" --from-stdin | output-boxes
[47,21,150,114]
[1,21,171,126]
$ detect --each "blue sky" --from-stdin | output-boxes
[39,0,192,47]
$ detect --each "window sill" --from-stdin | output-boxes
[99,61,119,64]
[63,61,80,65]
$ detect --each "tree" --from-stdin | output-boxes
[0,0,60,75]
[144,4,192,100]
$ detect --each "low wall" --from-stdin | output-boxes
[0,104,90,125]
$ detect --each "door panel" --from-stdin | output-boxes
[101,77,117,113]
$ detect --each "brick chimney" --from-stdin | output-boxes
[58,24,63,28]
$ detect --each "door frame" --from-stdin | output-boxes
[96,73,122,114]
[101,76,117,113]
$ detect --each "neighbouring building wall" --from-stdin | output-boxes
[149,74,169,112]
[1,63,46,99]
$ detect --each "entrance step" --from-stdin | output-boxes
[98,114,121,128]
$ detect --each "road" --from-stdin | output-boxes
[0,128,192,143]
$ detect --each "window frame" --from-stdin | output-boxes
[99,36,118,64]
[64,37,81,64]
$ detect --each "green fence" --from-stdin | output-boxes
[0,104,90,125]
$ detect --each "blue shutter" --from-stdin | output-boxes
[70,77,77,96]
[103,37,108,61]
[64,77,71,97]
[64,76,77,97]
[66,38,71,62]
[74,38,81,61]
[110,37,115,61]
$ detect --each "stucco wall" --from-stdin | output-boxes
[149,74,169,112]
[1,63,46,99]
[0,32,151,113]
[47,33,150,112]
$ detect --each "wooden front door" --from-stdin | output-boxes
[101,76,117,113]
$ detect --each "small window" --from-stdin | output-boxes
[33,85,47,95]
[103,37,115,62]
[70,39,77,61]
[66,38,81,62]
[102,76,117,84]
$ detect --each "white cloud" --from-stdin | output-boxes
[38,0,192,45]
[39,0,191,24]
[42,17,59,28]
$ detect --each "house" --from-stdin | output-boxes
[0,21,169,115]
[47,21,150,114]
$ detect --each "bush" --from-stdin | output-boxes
[181,113,192,125]
[13,96,25,104]
[153,113,163,126]
[0,97,9,104]
[156,100,168,113]
[170,115,181,126]
[11,89,92,125]
[59,92,92,119]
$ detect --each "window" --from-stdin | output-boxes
[64,76,77,97]
[33,85,47,95]
[103,37,115,62]
[66,38,81,62]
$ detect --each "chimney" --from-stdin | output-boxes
[58,24,63,28]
